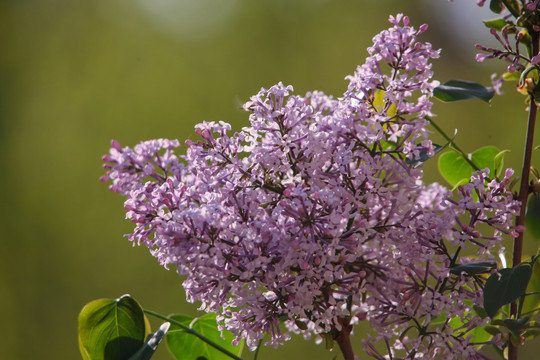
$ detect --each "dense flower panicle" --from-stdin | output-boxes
[102,15,519,359]
[101,138,181,195]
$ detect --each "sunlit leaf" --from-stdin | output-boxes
[483,266,533,318]
[494,149,509,177]
[166,313,243,360]
[503,71,521,81]
[448,313,491,345]
[78,294,148,360]
[434,80,494,103]
[372,89,397,117]
[438,146,500,187]
[483,18,507,30]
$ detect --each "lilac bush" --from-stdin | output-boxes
[100,15,522,359]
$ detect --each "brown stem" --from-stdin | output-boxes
[335,319,355,360]
[508,31,540,360]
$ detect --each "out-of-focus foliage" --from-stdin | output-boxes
[1,0,540,359]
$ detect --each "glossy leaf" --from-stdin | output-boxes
[438,146,500,187]
[526,194,540,240]
[79,294,149,360]
[450,262,497,276]
[166,313,243,360]
[433,80,494,103]
[129,322,170,360]
[483,266,533,318]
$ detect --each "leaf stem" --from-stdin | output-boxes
[143,309,244,360]
[427,118,480,171]
[253,339,263,360]
[509,29,540,360]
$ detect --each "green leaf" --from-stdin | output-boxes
[522,257,540,315]
[372,89,397,117]
[490,0,503,13]
[78,294,149,360]
[166,313,243,360]
[523,329,540,339]
[438,146,500,187]
[503,317,530,335]
[494,150,510,178]
[450,262,497,276]
[483,18,507,30]
[503,71,521,81]
[473,304,489,319]
[526,194,540,240]
[483,266,533,318]
[433,80,495,103]
[505,0,521,16]
[484,325,502,336]
[429,311,447,325]
[129,322,170,360]
[448,313,492,345]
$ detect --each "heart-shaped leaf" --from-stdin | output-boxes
[438,146,500,187]
[483,266,533,318]
[79,294,149,360]
[166,313,243,360]
[434,80,494,103]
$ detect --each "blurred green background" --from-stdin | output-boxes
[2,0,540,359]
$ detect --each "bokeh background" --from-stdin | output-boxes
[2,0,540,359]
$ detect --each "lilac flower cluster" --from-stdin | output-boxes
[102,15,519,358]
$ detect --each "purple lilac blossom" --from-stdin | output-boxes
[102,15,519,359]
